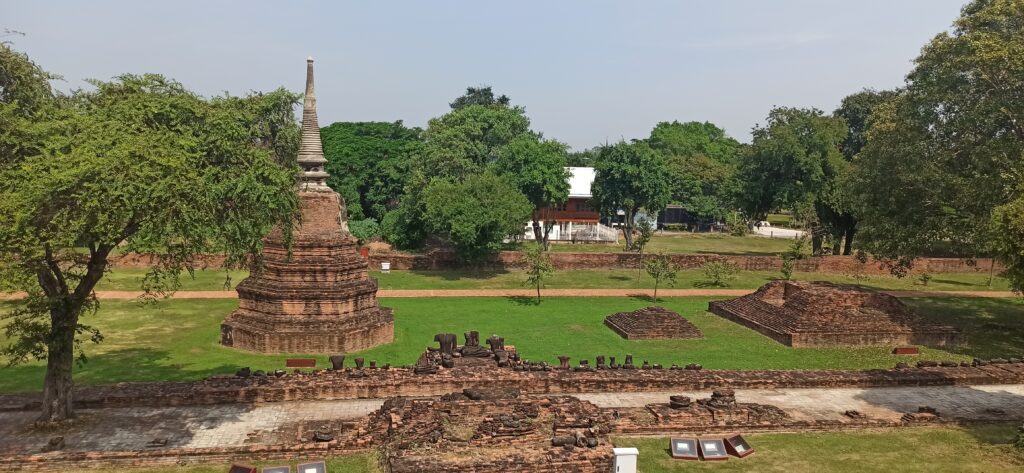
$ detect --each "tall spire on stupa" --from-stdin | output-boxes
[297,56,330,192]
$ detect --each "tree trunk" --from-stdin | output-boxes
[35,244,113,423]
[843,227,856,255]
[542,221,554,251]
[39,308,77,422]
[988,258,996,289]
[636,248,644,288]
[532,219,544,246]
[653,280,659,303]
[811,229,823,256]
[536,281,541,303]
[831,237,841,256]
[622,210,635,251]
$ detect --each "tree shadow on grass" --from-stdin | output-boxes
[693,281,730,289]
[930,278,976,287]
[409,269,510,282]
[627,294,657,304]
[902,297,1024,359]
[0,347,242,395]
[505,295,540,307]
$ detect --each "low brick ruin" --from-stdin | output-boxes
[604,306,703,339]
[3,354,1023,412]
[365,394,614,473]
[708,281,961,347]
[219,59,394,354]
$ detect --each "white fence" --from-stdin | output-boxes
[522,222,620,242]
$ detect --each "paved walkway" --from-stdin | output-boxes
[0,288,1018,300]
[1,385,1021,454]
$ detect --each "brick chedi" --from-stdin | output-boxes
[219,57,394,354]
[708,281,960,347]
[604,306,703,340]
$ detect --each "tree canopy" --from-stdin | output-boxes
[418,103,532,180]
[422,172,532,261]
[849,0,1024,289]
[645,121,742,221]
[320,121,422,221]
[0,44,301,421]
[591,141,671,250]
[449,85,510,110]
[738,107,848,253]
[494,135,570,248]
[386,88,542,254]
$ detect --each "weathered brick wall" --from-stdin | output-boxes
[109,250,1002,275]
[3,362,1022,412]
[366,252,1000,275]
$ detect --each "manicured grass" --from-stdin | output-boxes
[68,452,381,473]
[544,233,799,255]
[2,295,1011,393]
[95,268,1014,292]
[96,269,248,291]
[766,212,797,227]
[613,425,1024,472]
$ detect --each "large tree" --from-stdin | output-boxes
[738,107,848,254]
[418,103,532,180]
[422,172,532,261]
[646,121,742,222]
[0,48,300,422]
[826,89,898,255]
[387,90,533,250]
[319,121,423,221]
[849,0,1024,290]
[494,135,570,250]
[591,141,672,250]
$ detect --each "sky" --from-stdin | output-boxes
[4,0,967,149]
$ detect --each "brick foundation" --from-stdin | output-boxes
[708,281,961,347]
[604,306,703,339]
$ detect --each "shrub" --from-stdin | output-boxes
[780,235,809,280]
[521,243,554,303]
[380,206,427,250]
[702,260,740,287]
[663,223,686,232]
[348,218,380,244]
[725,211,749,236]
[644,253,679,302]
[849,250,870,281]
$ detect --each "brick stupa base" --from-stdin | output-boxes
[708,281,960,347]
[604,306,703,339]
[220,191,394,353]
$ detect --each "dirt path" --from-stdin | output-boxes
[0,288,1019,300]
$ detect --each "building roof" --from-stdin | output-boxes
[567,167,594,198]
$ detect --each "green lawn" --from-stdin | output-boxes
[69,452,381,473]
[3,296,1016,393]
[614,425,1024,472]
[95,267,1014,292]
[766,212,797,228]
[544,233,799,255]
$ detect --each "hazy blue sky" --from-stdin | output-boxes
[5,1,966,149]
